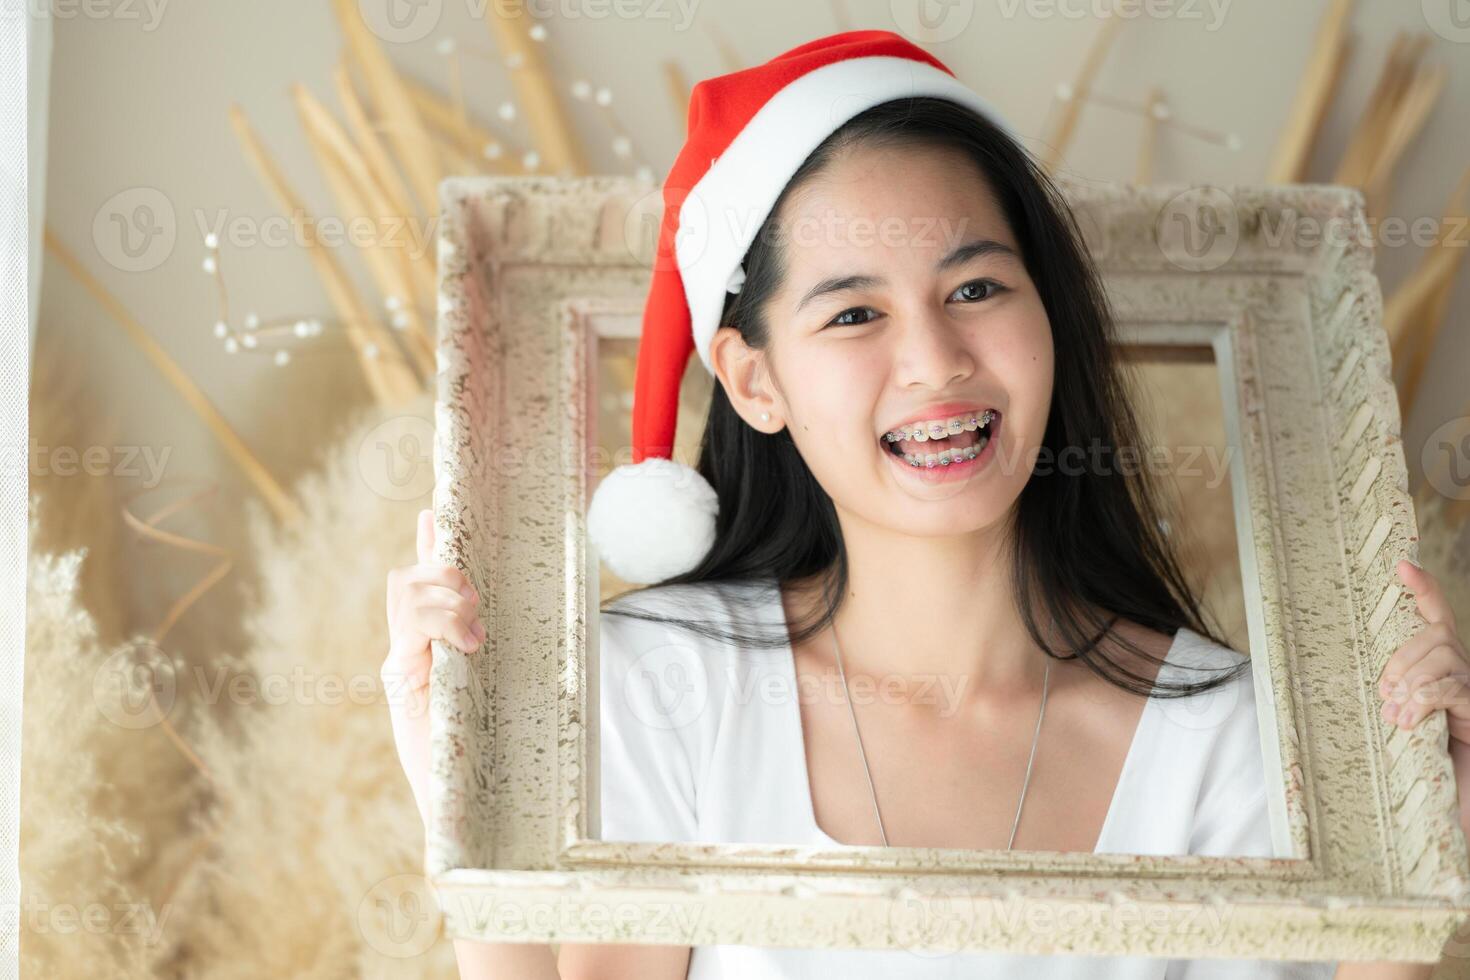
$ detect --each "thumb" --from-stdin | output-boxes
[416,508,434,565]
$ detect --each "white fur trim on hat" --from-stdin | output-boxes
[587,457,719,585]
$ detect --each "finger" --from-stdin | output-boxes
[1384,646,1470,726]
[402,582,479,628]
[391,596,481,655]
[387,572,477,637]
[385,586,481,666]
[1398,559,1457,632]
[416,508,434,566]
[1379,621,1458,695]
[419,606,483,654]
[381,608,482,696]
[395,564,478,603]
[1389,670,1470,729]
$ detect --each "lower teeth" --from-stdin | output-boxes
[898,433,989,468]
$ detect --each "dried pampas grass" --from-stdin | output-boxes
[28,328,128,643]
[20,494,194,979]
[165,391,454,977]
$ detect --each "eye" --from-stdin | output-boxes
[823,279,1007,328]
[827,306,879,328]
[951,278,1006,303]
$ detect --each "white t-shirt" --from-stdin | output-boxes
[597,577,1337,979]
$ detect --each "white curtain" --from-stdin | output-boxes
[29,7,50,350]
[1,6,47,979]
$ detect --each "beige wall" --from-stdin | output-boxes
[37,0,1469,639]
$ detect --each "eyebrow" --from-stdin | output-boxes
[794,238,1021,313]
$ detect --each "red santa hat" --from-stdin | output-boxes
[587,29,1018,584]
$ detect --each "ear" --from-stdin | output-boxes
[709,325,783,432]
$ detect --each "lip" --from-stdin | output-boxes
[883,412,1001,484]
[879,402,1001,438]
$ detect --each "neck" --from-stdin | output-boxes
[794,510,1054,717]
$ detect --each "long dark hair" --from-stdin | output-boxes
[601,96,1245,699]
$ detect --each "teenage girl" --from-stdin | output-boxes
[383,30,1470,980]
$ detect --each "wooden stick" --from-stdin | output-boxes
[448,47,466,128]
[333,60,437,318]
[1333,32,1409,185]
[1309,32,1355,178]
[1136,86,1164,185]
[42,228,304,525]
[1386,246,1458,362]
[228,103,420,405]
[124,487,236,649]
[391,67,526,175]
[434,132,480,175]
[1271,31,1353,184]
[294,84,436,381]
[1335,32,1428,186]
[332,60,415,223]
[1389,250,1458,403]
[295,81,435,369]
[827,0,850,31]
[1399,260,1459,412]
[1266,0,1354,183]
[663,60,690,134]
[1040,15,1125,172]
[1386,164,1469,363]
[330,0,445,212]
[704,23,743,74]
[484,0,588,175]
[1362,62,1446,219]
[1390,166,1470,415]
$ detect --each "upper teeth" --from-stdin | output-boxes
[883,409,995,443]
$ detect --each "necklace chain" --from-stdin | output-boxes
[828,623,1050,849]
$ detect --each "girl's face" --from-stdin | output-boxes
[714,142,1055,536]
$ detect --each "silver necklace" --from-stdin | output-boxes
[829,623,1050,849]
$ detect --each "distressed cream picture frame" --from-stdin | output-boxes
[426,174,1470,963]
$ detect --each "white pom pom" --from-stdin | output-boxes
[587,457,718,585]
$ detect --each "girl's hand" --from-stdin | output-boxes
[1368,560,1470,973]
[1376,559,1470,834]
[381,508,484,827]
[1378,559,1468,737]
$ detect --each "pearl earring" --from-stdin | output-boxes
[760,412,770,422]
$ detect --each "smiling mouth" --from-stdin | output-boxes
[882,411,1000,468]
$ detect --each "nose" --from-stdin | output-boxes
[893,304,975,391]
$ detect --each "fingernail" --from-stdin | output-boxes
[1384,701,1399,721]
[472,622,486,640]
[460,585,475,600]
